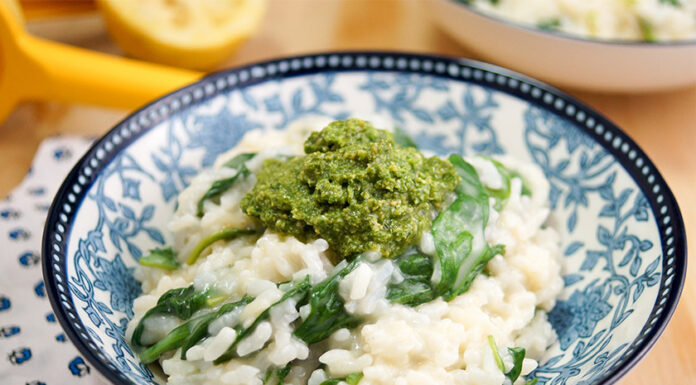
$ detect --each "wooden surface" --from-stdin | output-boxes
[1,1,694,383]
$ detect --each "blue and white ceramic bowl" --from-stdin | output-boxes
[43,52,686,385]
[429,0,696,92]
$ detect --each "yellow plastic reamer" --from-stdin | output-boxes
[0,0,202,123]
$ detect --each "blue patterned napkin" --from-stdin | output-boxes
[0,137,106,385]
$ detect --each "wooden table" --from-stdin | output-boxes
[1,1,694,383]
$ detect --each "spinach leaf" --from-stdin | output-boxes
[320,372,363,385]
[638,18,656,42]
[186,228,258,265]
[387,252,436,306]
[386,155,505,306]
[488,335,528,383]
[506,347,526,382]
[392,126,418,149]
[448,154,490,226]
[480,156,531,211]
[196,153,256,217]
[488,335,505,373]
[139,320,190,364]
[537,18,561,30]
[431,155,504,300]
[138,247,180,270]
[293,259,364,345]
[262,362,292,385]
[221,152,256,169]
[214,277,313,364]
[432,194,494,300]
[132,285,215,347]
[346,373,364,385]
[139,296,253,363]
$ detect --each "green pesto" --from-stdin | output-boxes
[241,119,460,260]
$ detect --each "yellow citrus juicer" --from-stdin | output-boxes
[0,0,203,124]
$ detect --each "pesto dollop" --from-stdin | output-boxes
[241,119,459,259]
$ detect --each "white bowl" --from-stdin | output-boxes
[429,0,696,93]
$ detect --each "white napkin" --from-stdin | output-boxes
[0,137,107,384]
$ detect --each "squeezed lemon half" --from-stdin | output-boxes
[97,0,267,70]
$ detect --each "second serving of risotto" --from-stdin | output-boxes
[460,0,696,42]
[127,119,563,385]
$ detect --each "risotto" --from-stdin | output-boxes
[127,119,563,385]
[461,0,696,41]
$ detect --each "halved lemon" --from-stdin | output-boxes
[97,0,267,70]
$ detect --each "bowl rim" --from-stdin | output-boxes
[42,51,687,385]
[439,0,696,47]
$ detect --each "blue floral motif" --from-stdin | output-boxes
[151,119,200,202]
[525,107,613,232]
[360,73,447,123]
[93,255,141,318]
[263,73,349,128]
[526,106,661,385]
[549,282,612,350]
[436,85,503,155]
[188,112,261,167]
[121,178,141,200]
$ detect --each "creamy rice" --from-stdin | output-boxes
[465,0,696,41]
[128,121,563,385]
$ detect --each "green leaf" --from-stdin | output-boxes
[138,247,180,270]
[432,194,494,300]
[448,154,488,204]
[131,285,213,347]
[392,126,418,149]
[293,259,364,344]
[481,156,531,211]
[180,297,253,358]
[506,347,526,382]
[262,362,293,385]
[196,153,256,217]
[488,335,528,383]
[524,379,539,385]
[319,380,342,385]
[488,335,505,373]
[277,363,292,383]
[186,228,258,265]
[659,0,680,6]
[319,372,363,385]
[537,18,561,30]
[214,277,313,364]
[386,155,506,305]
[140,321,190,363]
[387,252,436,306]
[386,279,435,307]
[221,152,256,169]
[638,18,656,42]
[139,296,253,363]
[346,372,364,385]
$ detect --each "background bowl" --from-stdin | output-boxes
[429,0,696,93]
[43,52,686,385]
